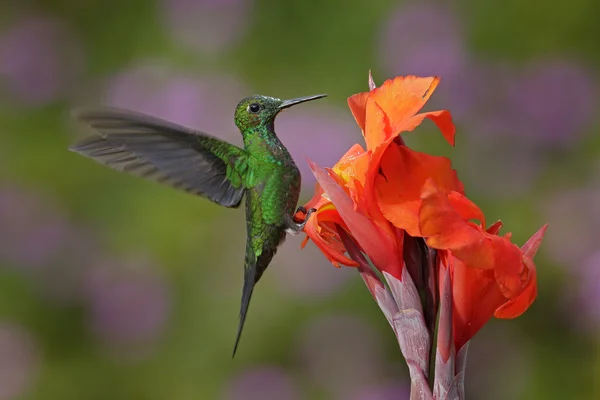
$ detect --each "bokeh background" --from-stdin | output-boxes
[0,0,598,399]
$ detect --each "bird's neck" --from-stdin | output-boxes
[242,125,293,165]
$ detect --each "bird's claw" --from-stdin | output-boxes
[295,207,317,231]
[296,205,307,215]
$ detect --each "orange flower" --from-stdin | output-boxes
[300,75,456,279]
[418,180,547,351]
[298,72,547,397]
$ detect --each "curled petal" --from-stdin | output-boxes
[377,147,462,236]
[486,220,503,235]
[451,258,505,351]
[331,144,369,194]
[309,159,402,278]
[495,225,546,318]
[405,110,456,146]
[347,92,370,133]
[420,181,529,297]
[494,256,537,319]
[419,180,487,259]
[447,191,484,227]
[303,205,357,267]
[489,236,528,298]
[370,76,440,136]
[364,97,391,152]
[331,143,367,175]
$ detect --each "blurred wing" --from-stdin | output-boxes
[70,107,248,208]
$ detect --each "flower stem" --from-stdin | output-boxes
[428,303,440,391]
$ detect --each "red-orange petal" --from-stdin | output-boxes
[347,92,370,133]
[494,225,546,318]
[494,256,537,318]
[487,235,528,298]
[486,220,503,235]
[364,97,391,152]
[376,147,462,237]
[451,256,506,351]
[521,224,548,259]
[403,110,456,146]
[303,204,358,267]
[419,180,487,258]
[447,191,485,228]
[370,76,440,136]
[309,159,402,278]
[332,144,369,190]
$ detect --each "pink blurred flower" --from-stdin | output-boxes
[352,383,410,400]
[456,129,543,199]
[378,2,472,120]
[542,186,600,269]
[0,185,71,269]
[84,258,171,349]
[507,61,597,146]
[379,2,466,80]
[295,314,388,399]
[464,326,533,400]
[224,366,300,400]
[272,238,355,301]
[161,0,253,54]
[0,14,84,106]
[571,250,600,331]
[0,322,38,400]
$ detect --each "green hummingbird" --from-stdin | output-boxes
[69,93,326,356]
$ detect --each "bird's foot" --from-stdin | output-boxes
[295,208,317,230]
[296,205,307,215]
[286,207,317,235]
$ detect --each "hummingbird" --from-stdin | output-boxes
[69,93,327,356]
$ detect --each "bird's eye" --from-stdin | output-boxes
[248,103,261,113]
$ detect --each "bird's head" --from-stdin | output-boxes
[234,94,327,132]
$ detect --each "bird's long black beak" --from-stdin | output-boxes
[278,94,327,110]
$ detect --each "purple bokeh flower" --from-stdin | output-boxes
[378,2,472,118]
[0,14,84,106]
[457,60,597,149]
[464,325,532,400]
[84,257,171,349]
[272,237,355,301]
[161,0,253,55]
[450,61,518,131]
[274,104,361,192]
[295,314,388,398]
[350,383,410,400]
[379,2,466,79]
[566,250,600,332]
[506,61,597,147]
[0,184,109,305]
[100,63,249,143]
[224,366,300,400]
[455,129,544,199]
[0,322,38,400]
[542,186,600,270]
[0,185,71,269]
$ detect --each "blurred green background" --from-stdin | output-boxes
[0,0,598,399]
